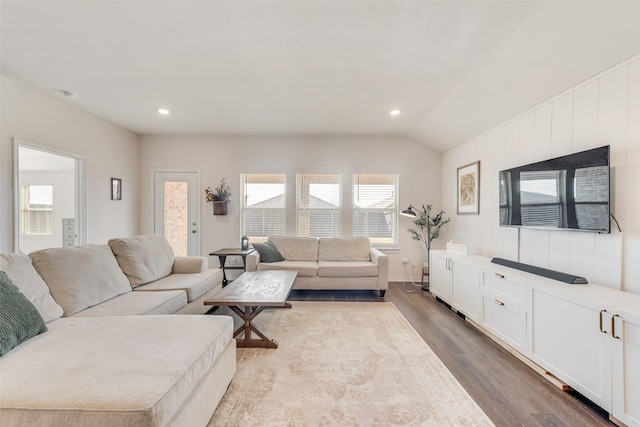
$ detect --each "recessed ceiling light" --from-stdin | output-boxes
[389,109,401,116]
[59,90,78,99]
[157,108,170,115]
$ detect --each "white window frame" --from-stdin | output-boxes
[240,173,287,242]
[352,173,398,247]
[20,183,54,236]
[296,173,342,238]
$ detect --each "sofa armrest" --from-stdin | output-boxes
[246,251,260,272]
[172,256,207,274]
[370,248,389,290]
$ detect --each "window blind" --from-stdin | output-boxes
[21,184,53,235]
[352,174,397,246]
[297,173,341,238]
[241,173,286,242]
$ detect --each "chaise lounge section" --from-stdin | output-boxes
[0,235,235,427]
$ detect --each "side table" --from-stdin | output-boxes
[421,264,429,292]
[209,248,255,286]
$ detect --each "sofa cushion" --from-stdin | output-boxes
[30,245,132,317]
[252,241,285,263]
[72,290,187,317]
[108,234,175,287]
[0,315,233,427]
[256,260,318,277]
[134,269,222,302]
[172,256,207,273]
[269,236,319,261]
[0,253,63,322]
[318,237,371,261]
[317,261,379,277]
[0,272,48,356]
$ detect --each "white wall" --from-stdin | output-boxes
[139,135,442,281]
[441,55,640,295]
[0,76,140,251]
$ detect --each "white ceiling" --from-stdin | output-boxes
[2,1,640,152]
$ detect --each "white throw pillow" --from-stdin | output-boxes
[0,252,63,323]
[108,234,175,287]
[268,236,319,261]
[30,245,131,316]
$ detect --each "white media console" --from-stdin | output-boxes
[429,250,640,427]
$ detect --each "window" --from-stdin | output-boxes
[241,173,286,242]
[21,184,53,235]
[353,174,398,246]
[297,174,341,238]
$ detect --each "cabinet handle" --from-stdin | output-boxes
[599,310,608,334]
[494,273,505,279]
[494,299,505,306]
[612,314,621,339]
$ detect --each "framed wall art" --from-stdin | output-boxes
[111,178,122,200]
[457,161,479,214]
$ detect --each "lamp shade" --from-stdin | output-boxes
[400,205,416,218]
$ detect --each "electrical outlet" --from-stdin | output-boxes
[410,262,415,268]
[230,259,237,266]
[401,258,409,266]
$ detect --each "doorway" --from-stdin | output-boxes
[153,171,200,256]
[13,139,85,254]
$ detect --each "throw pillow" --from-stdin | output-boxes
[252,241,285,263]
[0,271,48,357]
[0,253,63,323]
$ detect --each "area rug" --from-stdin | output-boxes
[209,302,494,426]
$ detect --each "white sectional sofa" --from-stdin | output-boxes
[246,236,389,297]
[0,235,235,427]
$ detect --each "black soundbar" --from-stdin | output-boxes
[490,258,588,284]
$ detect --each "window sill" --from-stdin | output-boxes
[375,247,400,254]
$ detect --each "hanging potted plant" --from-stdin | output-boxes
[205,178,231,215]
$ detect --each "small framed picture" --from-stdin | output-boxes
[111,178,122,200]
[457,161,479,215]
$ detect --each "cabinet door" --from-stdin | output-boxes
[530,287,612,411]
[612,309,640,427]
[481,293,527,353]
[429,253,451,302]
[451,261,479,322]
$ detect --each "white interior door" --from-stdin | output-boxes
[154,172,199,256]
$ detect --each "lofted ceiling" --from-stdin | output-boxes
[2,1,640,153]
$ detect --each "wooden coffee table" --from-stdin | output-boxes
[204,270,297,348]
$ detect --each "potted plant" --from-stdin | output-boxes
[205,178,231,215]
[401,204,451,290]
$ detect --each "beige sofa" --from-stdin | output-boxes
[246,236,389,297]
[0,235,235,427]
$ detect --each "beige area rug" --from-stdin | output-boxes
[209,301,494,426]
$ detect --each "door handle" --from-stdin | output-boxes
[494,273,505,279]
[599,310,608,334]
[611,314,621,339]
[494,299,505,306]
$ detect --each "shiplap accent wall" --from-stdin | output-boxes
[441,55,640,295]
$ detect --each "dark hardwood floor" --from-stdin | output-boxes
[288,283,614,427]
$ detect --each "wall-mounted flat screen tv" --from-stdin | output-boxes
[499,146,610,233]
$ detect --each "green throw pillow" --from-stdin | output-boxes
[252,241,285,263]
[0,271,48,357]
